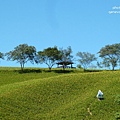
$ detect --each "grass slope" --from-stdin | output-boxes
[0,69,120,119]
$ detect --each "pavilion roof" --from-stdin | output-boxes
[56,61,74,65]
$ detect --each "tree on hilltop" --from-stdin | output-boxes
[37,46,61,71]
[6,44,37,71]
[76,52,97,70]
[98,43,120,70]
[57,46,74,70]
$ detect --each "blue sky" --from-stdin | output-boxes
[0,0,120,68]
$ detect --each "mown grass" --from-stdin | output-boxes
[0,67,66,87]
[0,67,120,119]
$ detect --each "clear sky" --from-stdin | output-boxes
[0,0,120,68]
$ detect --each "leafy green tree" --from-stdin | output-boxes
[58,46,74,69]
[6,44,37,71]
[76,52,97,70]
[37,46,61,71]
[59,46,73,61]
[98,43,120,70]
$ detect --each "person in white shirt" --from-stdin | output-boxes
[96,90,103,100]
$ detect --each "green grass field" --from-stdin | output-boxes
[0,67,120,120]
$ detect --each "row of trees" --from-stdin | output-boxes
[0,44,73,71]
[77,43,120,70]
[0,43,120,71]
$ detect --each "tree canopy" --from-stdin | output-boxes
[59,46,73,62]
[6,44,37,71]
[76,52,97,70]
[98,43,120,70]
[0,43,120,71]
[37,46,61,71]
[58,46,74,69]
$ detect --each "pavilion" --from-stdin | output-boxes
[56,61,74,69]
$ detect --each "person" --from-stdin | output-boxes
[96,90,103,100]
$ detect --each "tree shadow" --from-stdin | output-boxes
[52,69,74,73]
[84,69,102,72]
[14,69,42,74]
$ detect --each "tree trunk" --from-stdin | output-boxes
[63,64,65,70]
[112,65,115,71]
[20,63,24,72]
[48,67,52,71]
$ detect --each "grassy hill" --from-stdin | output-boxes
[0,68,120,119]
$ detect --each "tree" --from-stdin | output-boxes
[0,52,4,60]
[6,44,37,71]
[37,46,61,71]
[59,46,73,61]
[76,52,97,70]
[98,43,120,70]
[58,46,74,70]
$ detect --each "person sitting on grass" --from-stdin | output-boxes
[96,90,103,100]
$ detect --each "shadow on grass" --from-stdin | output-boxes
[14,69,42,74]
[84,69,102,72]
[52,69,74,73]
[17,69,102,74]
[13,68,75,74]
[98,98,104,101]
